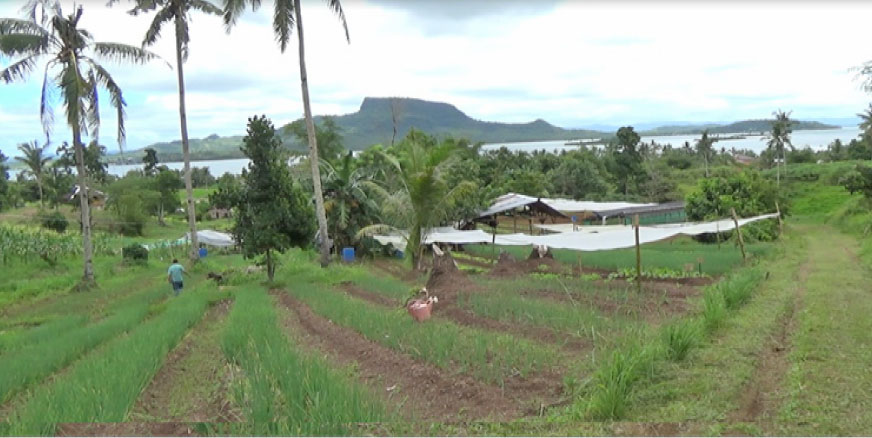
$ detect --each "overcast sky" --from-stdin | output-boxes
[2,0,872,156]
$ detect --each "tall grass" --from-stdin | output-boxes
[586,346,658,420]
[660,320,701,361]
[281,281,561,385]
[6,284,223,435]
[702,288,728,333]
[222,287,385,436]
[0,288,166,404]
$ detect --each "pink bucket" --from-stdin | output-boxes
[407,299,434,322]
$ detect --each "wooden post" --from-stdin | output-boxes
[634,214,641,294]
[731,208,747,262]
[513,214,517,233]
[491,225,496,263]
[775,201,784,236]
[529,217,533,235]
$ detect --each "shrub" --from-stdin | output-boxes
[122,244,148,264]
[39,211,68,234]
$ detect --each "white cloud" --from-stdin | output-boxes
[2,0,872,156]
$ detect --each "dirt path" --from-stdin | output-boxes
[729,249,811,425]
[272,289,533,423]
[770,227,872,435]
[129,300,241,424]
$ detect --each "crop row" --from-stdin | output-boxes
[0,287,167,404]
[221,287,385,435]
[4,284,223,435]
[279,274,562,385]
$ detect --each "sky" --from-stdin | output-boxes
[2,0,872,156]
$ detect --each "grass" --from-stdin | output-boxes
[465,236,767,276]
[660,320,700,362]
[6,283,225,435]
[221,286,385,435]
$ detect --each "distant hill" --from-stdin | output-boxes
[640,119,840,136]
[286,97,606,151]
[111,97,845,162]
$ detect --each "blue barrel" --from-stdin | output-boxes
[342,247,355,262]
[395,250,404,259]
[199,247,208,258]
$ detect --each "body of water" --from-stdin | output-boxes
[482,127,862,154]
[6,127,862,179]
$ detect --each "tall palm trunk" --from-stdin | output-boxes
[72,124,95,284]
[37,178,44,208]
[294,0,331,268]
[175,12,199,261]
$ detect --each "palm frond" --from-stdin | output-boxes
[142,5,175,48]
[0,18,49,37]
[85,69,100,143]
[0,54,39,83]
[93,42,162,66]
[58,59,87,136]
[354,224,401,242]
[88,61,128,149]
[20,0,61,27]
[39,61,55,141]
[222,0,260,31]
[274,0,295,52]
[189,0,223,16]
[324,0,349,43]
[0,33,50,57]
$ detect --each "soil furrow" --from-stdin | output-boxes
[272,289,529,423]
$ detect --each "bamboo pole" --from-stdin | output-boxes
[731,208,747,262]
[491,225,496,263]
[634,214,641,294]
[775,201,784,236]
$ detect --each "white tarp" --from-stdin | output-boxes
[373,213,780,253]
[184,230,235,247]
[534,223,631,234]
[539,197,655,213]
[477,192,654,217]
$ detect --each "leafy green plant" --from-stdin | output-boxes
[702,288,728,332]
[587,348,649,420]
[122,244,149,264]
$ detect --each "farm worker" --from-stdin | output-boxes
[167,259,186,296]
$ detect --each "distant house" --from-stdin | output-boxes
[208,207,233,220]
[68,185,107,209]
[733,154,756,165]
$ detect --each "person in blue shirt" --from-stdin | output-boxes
[167,259,186,296]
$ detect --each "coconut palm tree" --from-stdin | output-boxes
[111,0,222,262]
[360,139,476,270]
[764,110,793,187]
[15,141,51,207]
[223,0,349,268]
[0,1,158,285]
[695,130,714,178]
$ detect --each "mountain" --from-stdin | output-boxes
[293,97,605,150]
[640,119,840,136]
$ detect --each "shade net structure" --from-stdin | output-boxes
[373,213,780,252]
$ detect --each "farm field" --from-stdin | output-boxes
[1,210,870,435]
